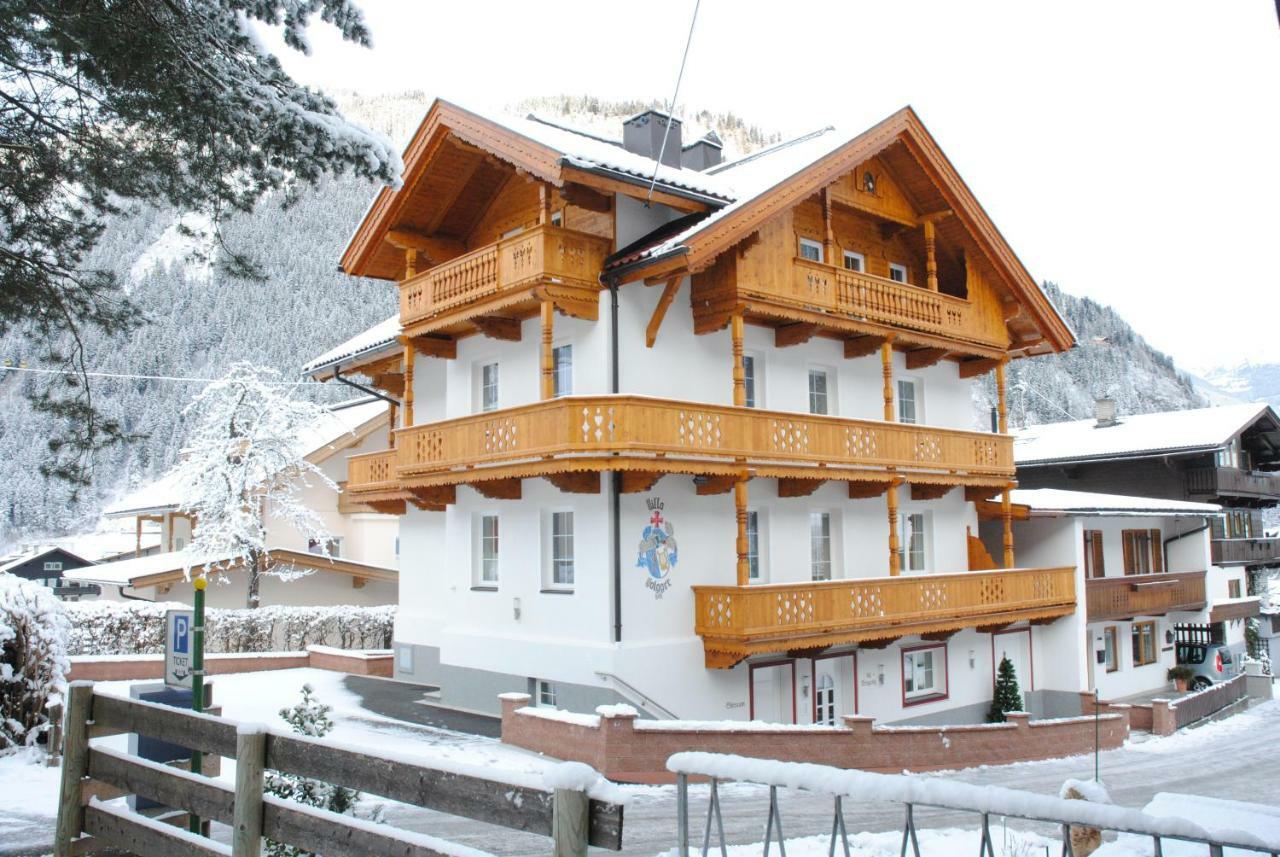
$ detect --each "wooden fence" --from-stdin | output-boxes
[54,682,623,857]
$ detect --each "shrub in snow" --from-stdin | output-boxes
[987,655,1024,723]
[0,574,70,754]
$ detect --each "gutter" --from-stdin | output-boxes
[605,246,689,284]
[1163,517,1214,572]
[1018,447,1217,468]
[560,159,731,209]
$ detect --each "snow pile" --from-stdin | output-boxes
[63,601,394,655]
[543,762,629,806]
[1097,792,1280,856]
[594,703,639,718]
[0,574,69,753]
[1060,778,1112,804]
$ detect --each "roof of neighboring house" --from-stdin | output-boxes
[63,547,397,588]
[104,397,388,519]
[0,545,94,574]
[1011,488,1222,518]
[302,314,401,376]
[1014,403,1280,466]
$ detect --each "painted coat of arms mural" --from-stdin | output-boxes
[636,497,677,598]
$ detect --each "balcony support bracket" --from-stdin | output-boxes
[646,277,681,348]
[473,478,522,500]
[778,477,825,498]
[775,322,819,348]
[544,472,601,494]
[910,483,954,501]
[905,348,949,370]
[844,335,886,360]
[620,471,665,494]
[473,316,522,342]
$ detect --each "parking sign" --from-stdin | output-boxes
[164,609,195,689]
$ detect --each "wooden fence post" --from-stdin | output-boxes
[232,726,268,857]
[54,682,94,857]
[552,788,589,857]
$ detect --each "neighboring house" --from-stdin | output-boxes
[980,488,1251,702]
[0,546,98,601]
[65,397,400,607]
[308,99,1079,725]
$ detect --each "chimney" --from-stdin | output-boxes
[682,131,723,171]
[622,110,683,169]
[1094,398,1118,428]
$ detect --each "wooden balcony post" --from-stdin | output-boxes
[735,476,750,586]
[923,219,938,292]
[539,182,553,225]
[134,516,142,559]
[388,402,398,445]
[887,476,901,576]
[541,299,555,400]
[881,339,895,421]
[996,359,1009,434]
[822,188,834,261]
[401,337,415,427]
[732,313,746,407]
[404,247,417,279]
[1001,485,1015,568]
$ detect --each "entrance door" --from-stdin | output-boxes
[993,630,1032,699]
[750,662,795,724]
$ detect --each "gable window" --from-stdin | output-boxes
[798,237,824,263]
[1083,530,1105,578]
[897,379,920,424]
[842,251,865,273]
[899,512,927,573]
[888,263,909,284]
[549,511,575,589]
[903,644,947,702]
[810,511,833,581]
[1103,626,1119,672]
[480,362,500,412]
[476,514,499,586]
[746,510,763,582]
[808,369,830,415]
[1122,529,1163,575]
[43,561,63,572]
[1131,621,1157,666]
[552,344,573,397]
[742,355,759,408]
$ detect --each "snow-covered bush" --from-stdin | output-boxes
[0,574,70,753]
[63,601,393,656]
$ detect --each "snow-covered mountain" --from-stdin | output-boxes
[1197,362,1280,409]
[0,93,1210,547]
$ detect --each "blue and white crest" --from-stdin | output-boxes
[636,498,677,598]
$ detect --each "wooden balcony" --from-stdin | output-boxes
[1085,571,1206,622]
[693,566,1077,667]
[399,224,611,335]
[1186,466,1280,501]
[343,396,1013,500]
[1211,537,1280,566]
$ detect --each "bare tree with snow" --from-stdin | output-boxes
[174,363,341,608]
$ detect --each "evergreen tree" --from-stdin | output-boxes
[987,655,1024,723]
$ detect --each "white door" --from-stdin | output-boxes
[994,631,1033,696]
[751,663,794,724]
[814,656,852,723]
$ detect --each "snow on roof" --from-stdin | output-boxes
[1014,403,1276,466]
[302,314,401,375]
[0,545,94,573]
[1011,488,1221,518]
[105,397,387,518]
[62,550,181,585]
[53,528,162,562]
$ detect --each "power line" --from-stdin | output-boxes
[0,365,324,385]
[646,0,702,204]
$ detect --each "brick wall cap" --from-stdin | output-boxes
[498,692,532,702]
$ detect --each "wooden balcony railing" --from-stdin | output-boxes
[348,450,398,497]
[1085,571,1206,622]
[380,395,1012,483]
[1211,537,1280,566]
[399,224,611,329]
[694,566,1077,666]
[1186,466,1280,500]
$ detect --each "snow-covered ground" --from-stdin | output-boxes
[2,671,1279,856]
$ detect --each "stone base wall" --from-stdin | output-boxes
[500,695,1130,784]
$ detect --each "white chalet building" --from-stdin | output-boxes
[311,100,1080,724]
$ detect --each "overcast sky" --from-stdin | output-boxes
[272,1,1279,373]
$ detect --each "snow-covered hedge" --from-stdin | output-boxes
[1,575,70,753]
[63,601,394,656]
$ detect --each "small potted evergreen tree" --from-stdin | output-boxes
[987,656,1024,723]
[1167,664,1194,692]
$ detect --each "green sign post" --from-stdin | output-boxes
[189,574,207,835]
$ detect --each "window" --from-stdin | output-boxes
[815,673,836,726]
[897,379,919,424]
[1228,579,1243,599]
[307,538,340,557]
[552,345,572,397]
[550,210,563,227]
[903,645,946,700]
[888,263,909,283]
[397,646,414,674]
[746,510,762,582]
[477,514,499,586]
[43,561,63,572]
[842,251,865,273]
[550,511,574,588]
[808,369,830,415]
[798,237,824,263]
[1132,621,1157,666]
[810,512,833,581]
[480,362,499,412]
[899,512,927,573]
[536,680,557,708]
[742,355,758,408]
[1103,626,1119,672]
[1122,529,1162,575]
[1216,439,1240,469]
[1083,530,1105,579]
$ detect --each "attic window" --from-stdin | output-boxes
[862,171,876,194]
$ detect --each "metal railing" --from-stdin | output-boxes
[671,751,1280,857]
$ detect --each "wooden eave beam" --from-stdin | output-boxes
[775,323,819,348]
[473,478,522,500]
[975,499,1030,521]
[976,623,1013,634]
[364,499,407,516]
[844,335,886,359]
[385,229,467,264]
[964,485,1001,503]
[646,278,681,348]
[560,165,711,214]
[544,472,601,494]
[473,316,522,342]
[705,650,745,669]
[905,348,949,370]
[777,478,825,498]
[409,335,457,359]
[619,471,664,494]
[920,630,956,642]
[958,358,1000,379]
[560,183,612,213]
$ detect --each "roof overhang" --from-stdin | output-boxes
[66,548,397,589]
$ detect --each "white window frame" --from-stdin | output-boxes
[397,645,414,674]
[815,673,836,725]
[550,210,564,227]
[903,645,945,699]
[43,561,63,572]
[742,352,762,408]
[746,509,766,583]
[478,361,500,413]
[897,378,921,425]
[807,368,831,416]
[545,510,575,591]
[798,237,824,263]
[899,511,929,573]
[810,511,834,581]
[888,262,909,284]
[475,513,500,587]
[552,343,572,398]
[536,679,557,708]
[842,250,865,273]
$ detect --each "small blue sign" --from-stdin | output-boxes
[172,615,190,655]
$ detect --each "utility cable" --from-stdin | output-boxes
[0,365,325,385]
[646,0,702,204]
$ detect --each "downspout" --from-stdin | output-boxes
[1163,516,1213,571]
[609,276,623,643]
[331,367,399,406]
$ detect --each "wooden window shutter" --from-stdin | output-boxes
[1091,531,1105,578]
[1150,529,1163,573]
[1122,531,1136,575]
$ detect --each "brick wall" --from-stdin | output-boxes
[500,695,1130,784]
[67,648,391,682]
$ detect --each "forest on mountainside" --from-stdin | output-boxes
[0,94,1209,547]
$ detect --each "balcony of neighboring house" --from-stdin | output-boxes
[343,394,1015,505]
[1185,466,1280,502]
[398,224,612,338]
[693,566,1077,668]
[1085,571,1207,622]
[1211,536,1280,567]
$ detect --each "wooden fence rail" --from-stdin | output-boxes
[56,682,624,857]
